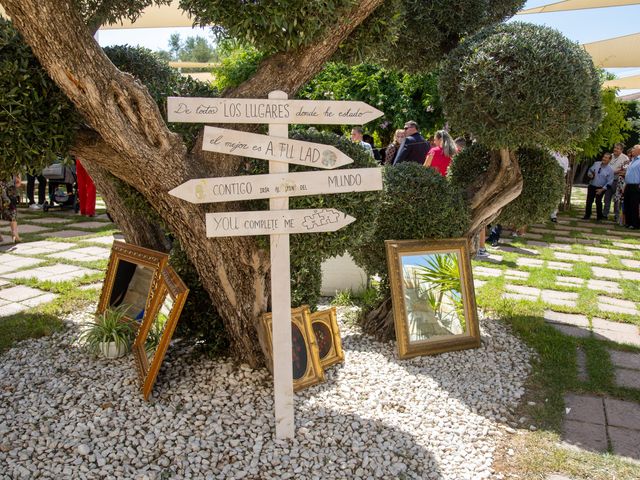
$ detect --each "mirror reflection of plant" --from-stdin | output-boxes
[80,305,136,356]
[145,300,172,357]
[415,254,465,329]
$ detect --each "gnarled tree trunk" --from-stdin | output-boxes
[3,0,384,365]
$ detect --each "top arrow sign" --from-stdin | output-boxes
[167,97,384,125]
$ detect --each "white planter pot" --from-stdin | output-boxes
[99,341,128,359]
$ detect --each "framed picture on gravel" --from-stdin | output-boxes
[385,238,480,359]
[133,265,189,400]
[98,241,168,322]
[310,307,344,369]
[258,306,325,392]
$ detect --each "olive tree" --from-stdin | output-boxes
[1,0,601,363]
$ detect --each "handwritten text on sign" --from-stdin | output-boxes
[169,168,383,204]
[167,97,384,125]
[206,209,355,237]
[202,127,353,169]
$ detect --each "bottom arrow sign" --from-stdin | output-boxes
[206,209,355,237]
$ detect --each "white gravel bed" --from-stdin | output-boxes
[0,306,532,479]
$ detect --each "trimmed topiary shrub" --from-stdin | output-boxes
[497,148,564,227]
[449,144,565,226]
[351,162,470,290]
[439,22,602,150]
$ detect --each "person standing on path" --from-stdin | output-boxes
[76,158,96,217]
[26,170,46,210]
[393,121,430,165]
[583,152,614,221]
[604,142,629,221]
[424,129,456,176]
[623,145,640,229]
[350,127,374,159]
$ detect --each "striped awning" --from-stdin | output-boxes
[519,0,640,14]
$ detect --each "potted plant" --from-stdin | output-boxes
[80,305,136,358]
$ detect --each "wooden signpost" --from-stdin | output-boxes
[169,168,383,204]
[202,126,353,169]
[206,209,355,237]
[168,96,384,125]
[169,91,383,439]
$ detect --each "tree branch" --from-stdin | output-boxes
[230,0,385,98]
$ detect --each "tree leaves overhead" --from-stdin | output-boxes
[440,22,602,150]
[0,18,79,176]
[179,0,356,54]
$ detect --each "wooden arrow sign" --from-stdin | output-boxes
[169,167,383,204]
[168,97,384,125]
[206,209,355,237]
[202,126,353,169]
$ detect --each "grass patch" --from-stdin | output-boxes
[0,312,65,354]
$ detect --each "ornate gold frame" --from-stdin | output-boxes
[385,238,480,359]
[310,307,344,369]
[97,241,168,319]
[259,306,325,392]
[133,265,189,400]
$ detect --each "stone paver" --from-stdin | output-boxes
[549,324,591,338]
[553,252,608,265]
[497,245,540,256]
[503,292,537,302]
[83,235,125,246]
[614,369,640,390]
[79,282,103,291]
[585,246,633,257]
[544,310,589,328]
[555,276,584,288]
[505,269,529,280]
[21,293,59,308]
[554,225,593,233]
[549,243,572,251]
[565,393,605,424]
[516,257,544,268]
[562,420,608,453]
[608,426,640,459]
[65,221,111,230]
[0,224,51,234]
[474,279,486,289]
[0,240,75,255]
[621,259,640,270]
[1,264,99,283]
[591,266,621,280]
[0,303,28,316]
[473,266,502,278]
[27,217,73,224]
[541,289,578,307]
[605,398,640,430]
[609,350,640,370]
[0,285,50,302]
[478,253,503,264]
[547,261,573,272]
[576,347,588,382]
[587,279,622,294]
[0,255,43,274]
[40,229,94,239]
[592,318,640,346]
[48,246,111,262]
[597,296,638,315]
[613,242,640,250]
[505,284,540,296]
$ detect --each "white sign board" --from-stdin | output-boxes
[202,126,353,169]
[206,209,355,237]
[169,167,383,204]
[168,97,384,125]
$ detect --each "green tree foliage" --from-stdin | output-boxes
[0,18,79,176]
[440,22,602,150]
[157,33,217,63]
[449,144,565,226]
[351,163,470,290]
[577,88,631,161]
[211,41,265,91]
[299,63,442,144]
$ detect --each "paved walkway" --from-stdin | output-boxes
[0,200,115,316]
[474,187,640,465]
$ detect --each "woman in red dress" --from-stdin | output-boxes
[76,158,96,217]
[423,130,457,176]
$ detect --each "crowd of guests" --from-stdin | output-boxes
[583,143,640,229]
[0,158,97,243]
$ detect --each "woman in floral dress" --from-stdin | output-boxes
[0,176,21,243]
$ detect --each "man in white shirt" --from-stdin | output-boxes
[604,143,629,220]
[350,127,374,158]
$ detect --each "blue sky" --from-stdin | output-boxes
[97,0,640,81]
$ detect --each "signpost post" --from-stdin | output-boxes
[169,91,383,439]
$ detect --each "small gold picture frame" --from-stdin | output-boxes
[133,265,189,400]
[259,306,325,392]
[385,238,481,359]
[97,241,168,322]
[310,307,344,369]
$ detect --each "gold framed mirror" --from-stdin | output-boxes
[97,241,168,322]
[133,265,189,400]
[385,238,480,359]
[310,307,344,369]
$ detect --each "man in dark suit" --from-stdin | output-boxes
[393,120,430,165]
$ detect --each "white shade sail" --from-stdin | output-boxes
[603,74,640,89]
[519,0,640,14]
[583,32,640,67]
[100,2,195,29]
